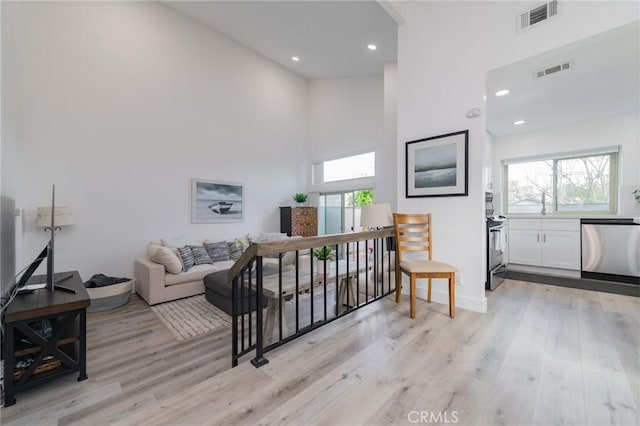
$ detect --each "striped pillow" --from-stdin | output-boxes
[176,246,195,272]
[189,245,213,265]
[227,241,243,261]
[204,242,231,262]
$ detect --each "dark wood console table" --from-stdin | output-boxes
[2,271,90,406]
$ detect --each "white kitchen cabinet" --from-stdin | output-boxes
[541,230,581,269]
[508,218,580,270]
[508,229,542,265]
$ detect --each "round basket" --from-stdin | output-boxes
[86,279,134,312]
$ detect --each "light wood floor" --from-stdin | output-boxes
[2,279,638,426]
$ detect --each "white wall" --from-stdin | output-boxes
[380,63,398,208]
[1,1,23,295]
[308,76,384,194]
[308,76,384,162]
[397,1,639,312]
[12,1,309,280]
[493,113,640,214]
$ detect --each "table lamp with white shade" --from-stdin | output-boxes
[36,206,74,232]
[360,203,393,231]
[26,185,77,293]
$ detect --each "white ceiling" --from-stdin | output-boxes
[163,1,398,80]
[486,22,640,138]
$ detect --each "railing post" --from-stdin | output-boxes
[251,256,269,367]
[232,276,238,367]
[373,238,378,298]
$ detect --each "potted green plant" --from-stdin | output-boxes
[293,192,308,205]
[312,247,335,272]
[633,189,640,204]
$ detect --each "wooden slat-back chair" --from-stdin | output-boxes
[393,213,457,318]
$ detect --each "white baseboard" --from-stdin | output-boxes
[399,283,487,313]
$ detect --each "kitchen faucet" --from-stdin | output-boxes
[541,192,546,215]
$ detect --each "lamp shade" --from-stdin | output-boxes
[36,206,74,227]
[360,203,393,230]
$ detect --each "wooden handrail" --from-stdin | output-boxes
[227,229,394,280]
[227,243,257,281]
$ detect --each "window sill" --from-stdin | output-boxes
[506,213,624,219]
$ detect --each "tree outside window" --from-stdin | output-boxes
[506,152,617,214]
[346,190,374,207]
[556,155,611,211]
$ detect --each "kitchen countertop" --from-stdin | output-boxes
[506,214,640,220]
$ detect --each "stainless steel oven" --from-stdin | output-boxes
[486,216,506,291]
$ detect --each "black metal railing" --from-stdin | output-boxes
[228,229,396,367]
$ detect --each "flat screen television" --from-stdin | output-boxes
[15,246,49,291]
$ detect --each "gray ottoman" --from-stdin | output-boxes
[204,270,267,315]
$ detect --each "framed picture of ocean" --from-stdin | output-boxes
[191,179,244,223]
[405,130,468,198]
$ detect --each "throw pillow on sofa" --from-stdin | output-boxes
[147,242,161,258]
[227,241,243,261]
[189,245,213,265]
[176,246,195,272]
[161,236,200,249]
[203,241,231,262]
[147,243,183,274]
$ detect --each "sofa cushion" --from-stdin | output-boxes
[189,245,213,265]
[204,241,231,262]
[161,237,201,249]
[165,264,217,286]
[148,244,183,274]
[176,246,195,272]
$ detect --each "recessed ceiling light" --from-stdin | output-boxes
[513,120,526,126]
[367,44,377,51]
[291,56,300,62]
[495,89,510,97]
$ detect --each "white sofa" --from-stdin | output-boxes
[134,234,296,306]
[135,257,235,305]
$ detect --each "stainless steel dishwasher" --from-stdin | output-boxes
[581,218,640,284]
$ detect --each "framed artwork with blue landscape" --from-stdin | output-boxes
[405,130,468,198]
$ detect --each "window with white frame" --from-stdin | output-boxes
[315,152,375,184]
[504,147,619,214]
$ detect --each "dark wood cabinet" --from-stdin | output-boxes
[2,271,89,406]
[280,206,318,237]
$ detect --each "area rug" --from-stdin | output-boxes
[150,295,231,341]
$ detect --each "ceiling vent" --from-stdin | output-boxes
[536,62,571,78]
[518,1,559,32]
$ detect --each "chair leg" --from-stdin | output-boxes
[395,269,402,303]
[427,278,432,303]
[410,274,416,319]
[449,273,456,318]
